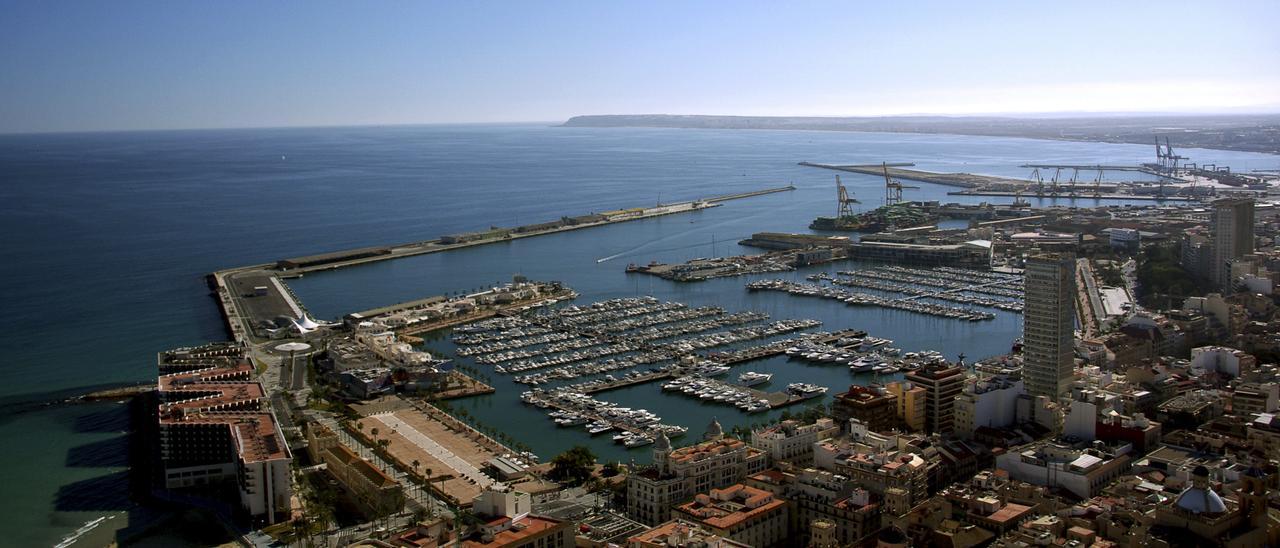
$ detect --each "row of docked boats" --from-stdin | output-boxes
[661,375,772,412]
[593,306,724,334]
[626,312,769,343]
[520,388,688,448]
[786,382,829,399]
[512,354,669,385]
[831,277,1024,312]
[838,266,1024,298]
[455,330,575,355]
[660,319,823,353]
[746,279,995,321]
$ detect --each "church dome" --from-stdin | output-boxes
[1174,477,1227,515]
[654,429,671,451]
[705,417,723,440]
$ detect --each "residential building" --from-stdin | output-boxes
[1023,252,1077,399]
[904,364,966,434]
[994,439,1131,499]
[1210,198,1255,291]
[813,440,929,507]
[953,375,1024,439]
[831,385,899,433]
[1192,345,1258,378]
[750,418,837,466]
[672,484,788,548]
[1233,383,1280,416]
[1181,229,1213,281]
[465,485,574,548]
[627,519,750,548]
[629,425,768,525]
[885,381,926,432]
[306,422,403,517]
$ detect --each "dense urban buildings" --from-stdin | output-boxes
[134,110,1280,548]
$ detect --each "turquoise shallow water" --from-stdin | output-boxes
[1,124,1275,545]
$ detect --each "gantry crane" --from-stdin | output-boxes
[882,162,918,205]
[835,175,859,218]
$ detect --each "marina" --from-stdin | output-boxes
[828,266,1025,312]
[746,279,998,320]
[450,296,828,388]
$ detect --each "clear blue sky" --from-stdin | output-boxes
[2,0,1278,133]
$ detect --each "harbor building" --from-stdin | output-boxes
[156,345,292,524]
[628,424,769,525]
[672,484,789,548]
[1023,252,1077,399]
[903,364,965,434]
[1210,198,1255,292]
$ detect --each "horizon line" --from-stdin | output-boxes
[5,108,1280,137]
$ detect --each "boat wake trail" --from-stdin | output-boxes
[596,211,765,263]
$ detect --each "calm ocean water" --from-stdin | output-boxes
[1,124,1275,545]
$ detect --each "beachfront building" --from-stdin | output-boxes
[157,345,293,524]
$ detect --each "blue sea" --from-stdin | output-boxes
[1,124,1275,546]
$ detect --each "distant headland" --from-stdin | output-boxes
[562,113,1280,154]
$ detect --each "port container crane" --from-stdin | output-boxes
[882,162,918,205]
[835,175,859,217]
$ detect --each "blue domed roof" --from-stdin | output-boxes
[1174,486,1227,515]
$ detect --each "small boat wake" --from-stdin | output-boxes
[55,515,114,548]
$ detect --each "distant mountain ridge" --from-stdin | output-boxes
[562,114,1280,154]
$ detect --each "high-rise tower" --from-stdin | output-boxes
[1023,252,1077,399]
[1210,198,1255,292]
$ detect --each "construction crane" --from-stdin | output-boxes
[835,175,859,218]
[882,162,918,205]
